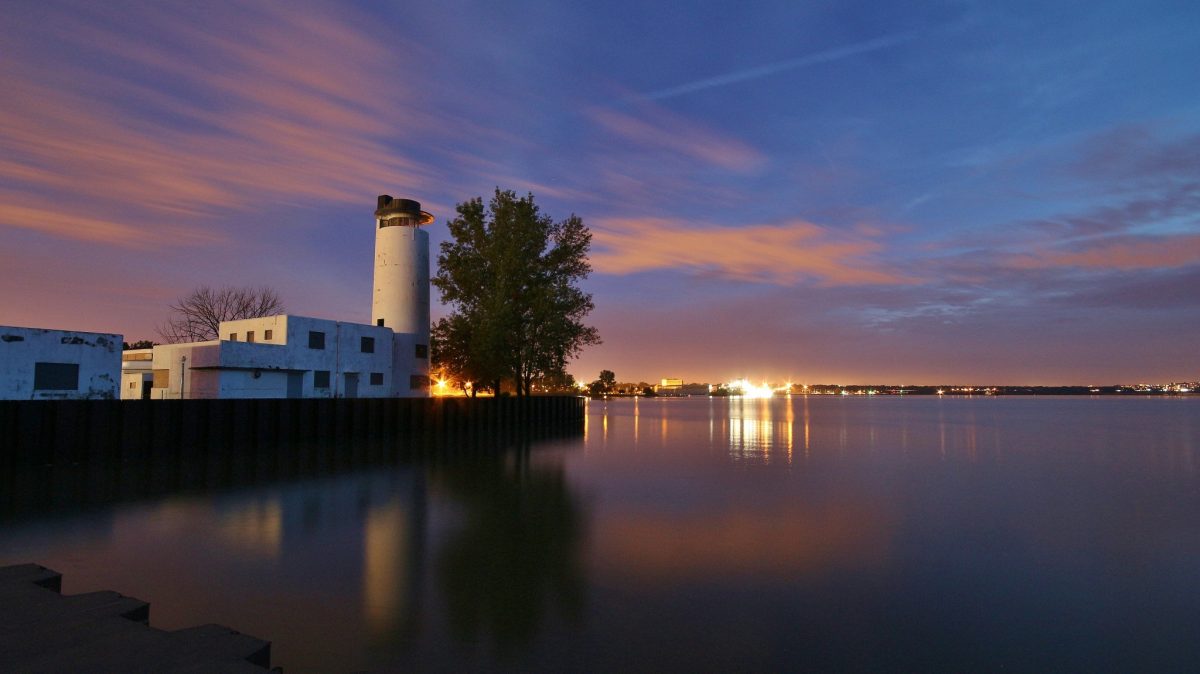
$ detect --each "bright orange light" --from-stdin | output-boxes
[726,378,774,398]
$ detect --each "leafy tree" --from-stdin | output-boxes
[588,370,616,396]
[535,369,577,394]
[433,189,600,396]
[598,370,615,391]
[122,339,157,350]
[432,314,504,396]
[157,286,283,343]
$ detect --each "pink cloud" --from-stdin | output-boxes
[0,196,221,248]
[0,1,439,248]
[590,217,911,286]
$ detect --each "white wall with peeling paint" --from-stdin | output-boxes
[0,326,121,400]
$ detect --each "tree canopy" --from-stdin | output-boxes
[589,370,616,395]
[432,189,600,396]
[157,285,284,343]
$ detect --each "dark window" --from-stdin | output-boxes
[229,333,237,341]
[264,329,273,340]
[33,362,79,390]
[415,344,428,359]
[370,372,384,386]
[246,331,255,343]
[410,375,429,390]
[361,336,374,353]
[376,318,385,327]
[308,331,325,349]
[314,370,330,388]
[129,381,136,389]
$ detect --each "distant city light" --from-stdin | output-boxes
[726,378,775,398]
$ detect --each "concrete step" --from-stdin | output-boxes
[0,563,270,673]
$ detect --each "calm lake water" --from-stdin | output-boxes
[3,396,1199,672]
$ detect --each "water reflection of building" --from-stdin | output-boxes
[209,468,429,642]
[361,477,426,640]
[214,498,284,559]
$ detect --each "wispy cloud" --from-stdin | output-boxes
[1010,235,1200,270]
[926,126,1200,273]
[591,217,909,286]
[586,104,765,172]
[0,196,220,248]
[0,1,439,248]
[639,32,917,101]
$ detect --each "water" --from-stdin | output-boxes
[2,396,1199,672]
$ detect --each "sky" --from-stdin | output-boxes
[1,0,1198,385]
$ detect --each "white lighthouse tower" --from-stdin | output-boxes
[372,195,433,396]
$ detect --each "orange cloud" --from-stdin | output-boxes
[1010,235,1200,270]
[591,217,911,285]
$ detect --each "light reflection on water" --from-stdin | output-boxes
[1,396,1199,672]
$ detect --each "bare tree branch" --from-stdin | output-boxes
[156,286,284,343]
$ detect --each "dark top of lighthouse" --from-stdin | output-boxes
[375,195,434,225]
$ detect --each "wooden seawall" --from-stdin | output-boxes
[0,396,586,468]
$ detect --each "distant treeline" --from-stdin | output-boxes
[782,385,1193,396]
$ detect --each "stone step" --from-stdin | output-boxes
[0,563,270,673]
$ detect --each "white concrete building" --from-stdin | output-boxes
[0,326,121,399]
[148,195,434,400]
[121,348,154,400]
[149,315,423,399]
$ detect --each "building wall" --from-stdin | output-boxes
[151,340,295,399]
[120,348,153,400]
[390,332,429,397]
[150,315,409,399]
[121,371,153,399]
[0,326,121,400]
[150,342,221,399]
[220,315,290,345]
[217,368,291,399]
[281,316,396,398]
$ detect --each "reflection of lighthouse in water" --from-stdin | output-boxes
[372,195,433,397]
[269,468,428,641]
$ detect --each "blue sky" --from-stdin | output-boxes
[2,0,1198,383]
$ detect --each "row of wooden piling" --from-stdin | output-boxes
[0,396,586,469]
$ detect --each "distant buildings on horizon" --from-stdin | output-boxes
[601,378,1197,398]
